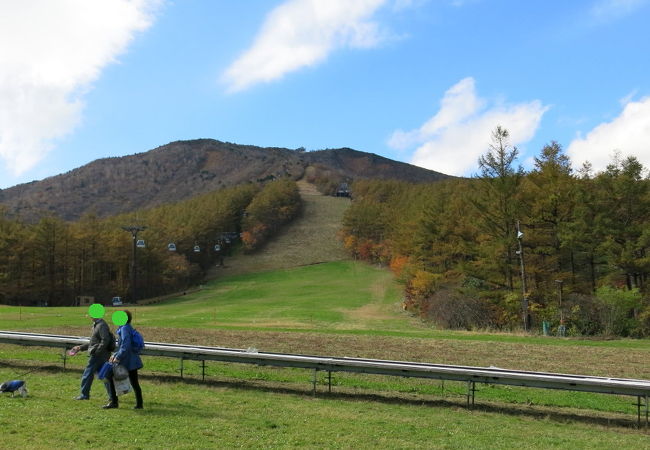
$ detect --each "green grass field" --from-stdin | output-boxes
[0,262,403,332]
[1,367,648,449]
[1,261,650,448]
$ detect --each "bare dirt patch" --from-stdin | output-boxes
[296,179,321,196]
[345,303,396,322]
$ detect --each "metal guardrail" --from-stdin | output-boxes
[1,330,648,426]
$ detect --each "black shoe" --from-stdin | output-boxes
[133,405,143,409]
[102,402,118,409]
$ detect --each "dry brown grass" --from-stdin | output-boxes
[31,325,650,380]
[344,303,396,322]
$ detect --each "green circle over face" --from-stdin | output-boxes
[112,310,128,326]
[89,304,105,318]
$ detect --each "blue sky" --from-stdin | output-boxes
[1,0,649,189]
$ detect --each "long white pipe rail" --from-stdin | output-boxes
[1,330,648,425]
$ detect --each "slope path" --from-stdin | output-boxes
[211,179,351,277]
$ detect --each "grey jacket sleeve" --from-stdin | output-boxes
[88,320,112,355]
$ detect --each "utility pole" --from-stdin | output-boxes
[555,279,565,337]
[122,225,146,303]
[516,220,528,331]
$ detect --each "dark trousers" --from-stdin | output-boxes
[107,369,143,407]
[80,354,110,399]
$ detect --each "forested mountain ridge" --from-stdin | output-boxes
[0,139,449,221]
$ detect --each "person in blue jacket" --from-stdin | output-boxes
[104,310,144,409]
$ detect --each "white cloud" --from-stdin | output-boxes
[388,77,548,176]
[566,97,650,173]
[590,0,648,21]
[619,89,638,106]
[0,0,159,176]
[221,0,389,93]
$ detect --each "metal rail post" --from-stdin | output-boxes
[328,371,332,393]
[312,369,318,395]
[639,395,649,428]
[180,357,184,379]
[467,381,476,408]
[201,360,206,381]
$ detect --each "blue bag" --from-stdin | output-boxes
[98,361,113,380]
[131,328,145,353]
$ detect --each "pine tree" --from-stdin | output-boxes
[472,126,524,289]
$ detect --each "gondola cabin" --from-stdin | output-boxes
[336,183,351,198]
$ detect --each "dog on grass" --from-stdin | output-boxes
[0,380,28,397]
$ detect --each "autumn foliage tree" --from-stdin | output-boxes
[241,179,301,251]
[0,180,302,306]
[339,127,650,336]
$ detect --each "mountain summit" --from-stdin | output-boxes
[0,139,450,221]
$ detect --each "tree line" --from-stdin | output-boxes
[0,179,301,306]
[340,127,650,337]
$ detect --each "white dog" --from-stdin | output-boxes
[0,380,28,397]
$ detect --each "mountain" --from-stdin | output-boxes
[0,139,450,222]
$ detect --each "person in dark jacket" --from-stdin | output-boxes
[70,314,114,401]
[104,310,144,409]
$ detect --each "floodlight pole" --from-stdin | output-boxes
[516,220,528,331]
[122,225,147,303]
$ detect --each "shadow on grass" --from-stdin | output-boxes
[163,375,647,430]
[2,360,647,430]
